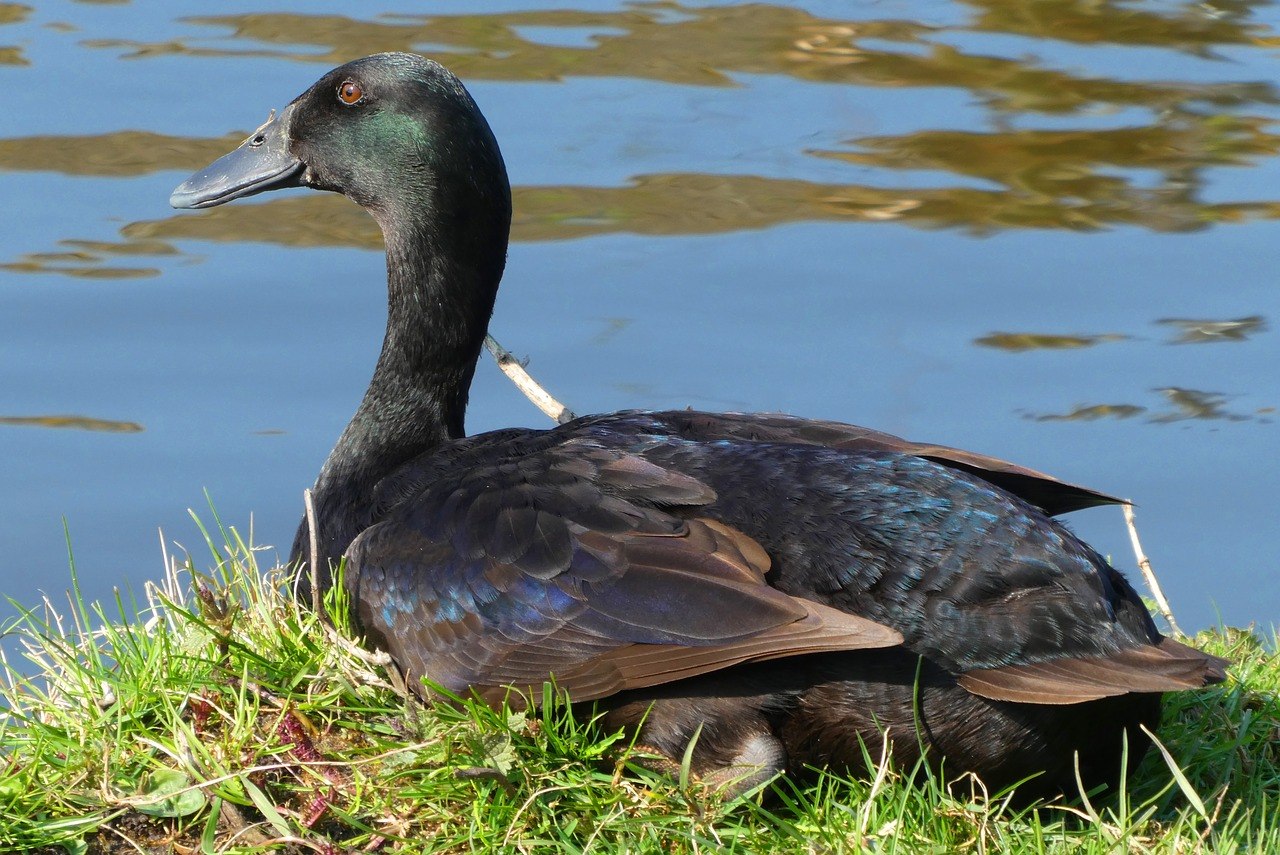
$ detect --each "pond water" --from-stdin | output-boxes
[1,0,1276,633]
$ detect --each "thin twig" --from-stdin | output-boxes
[305,491,398,688]
[97,821,148,855]
[304,488,321,617]
[220,799,271,848]
[484,334,576,424]
[1123,502,1183,637]
[324,622,393,673]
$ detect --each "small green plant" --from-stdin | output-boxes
[0,515,1275,853]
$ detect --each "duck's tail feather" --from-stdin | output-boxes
[957,637,1229,705]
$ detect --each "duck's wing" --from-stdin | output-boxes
[632,410,1119,516]
[345,438,901,704]
[571,413,1226,703]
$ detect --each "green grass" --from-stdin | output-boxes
[0,518,1275,854]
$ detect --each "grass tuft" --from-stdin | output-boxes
[0,521,1276,853]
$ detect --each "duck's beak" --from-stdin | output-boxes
[170,103,303,209]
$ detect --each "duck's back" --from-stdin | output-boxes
[335,409,1219,707]
[573,412,1169,673]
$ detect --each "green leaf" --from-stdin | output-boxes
[241,775,292,838]
[202,796,222,855]
[1141,724,1208,820]
[482,730,518,777]
[679,722,703,791]
[0,774,25,801]
[136,768,207,818]
[60,838,87,855]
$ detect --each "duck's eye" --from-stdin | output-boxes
[337,80,364,105]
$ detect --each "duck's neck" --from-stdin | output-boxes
[301,193,510,565]
[332,223,486,470]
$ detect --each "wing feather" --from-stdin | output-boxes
[345,442,902,703]
[478,599,899,705]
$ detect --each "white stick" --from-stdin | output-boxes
[304,488,321,616]
[1122,501,1183,637]
[304,489,393,675]
[484,334,576,424]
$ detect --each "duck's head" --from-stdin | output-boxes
[171,52,511,243]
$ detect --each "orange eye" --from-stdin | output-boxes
[338,80,364,105]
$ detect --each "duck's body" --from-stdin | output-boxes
[172,52,1225,800]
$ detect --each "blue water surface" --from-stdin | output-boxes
[1,0,1276,632]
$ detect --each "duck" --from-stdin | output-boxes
[170,52,1226,801]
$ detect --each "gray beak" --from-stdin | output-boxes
[170,103,303,209]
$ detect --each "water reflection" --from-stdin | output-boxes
[817,116,1280,233]
[975,332,1126,351]
[0,257,161,278]
[0,132,244,177]
[590,318,632,346]
[0,238,179,279]
[1029,387,1261,423]
[979,318,1271,352]
[0,4,28,24]
[2,2,1279,247]
[0,2,29,66]
[123,195,380,249]
[1033,404,1146,422]
[4,117,1279,250]
[109,168,1280,250]
[1150,387,1253,423]
[0,415,144,432]
[963,0,1267,52]
[1157,315,1268,344]
[81,3,1276,114]
[2,152,1275,275]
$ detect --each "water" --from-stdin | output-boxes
[1,0,1277,632]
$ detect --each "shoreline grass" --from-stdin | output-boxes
[0,519,1276,854]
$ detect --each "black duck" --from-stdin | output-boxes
[171,52,1226,801]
